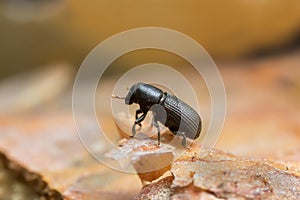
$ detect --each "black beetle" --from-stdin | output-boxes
[114,83,202,147]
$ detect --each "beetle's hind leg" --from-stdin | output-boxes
[132,109,146,137]
[175,132,188,148]
[181,134,187,148]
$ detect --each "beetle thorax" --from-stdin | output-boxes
[125,83,163,112]
[136,84,163,111]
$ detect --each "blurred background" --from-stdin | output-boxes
[0,0,300,199]
[1,0,300,78]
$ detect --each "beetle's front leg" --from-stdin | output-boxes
[131,109,147,137]
[135,109,143,128]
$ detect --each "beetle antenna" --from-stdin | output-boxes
[112,95,125,100]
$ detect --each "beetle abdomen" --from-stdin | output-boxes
[161,94,201,140]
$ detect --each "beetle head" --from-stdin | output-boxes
[125,83,142,105]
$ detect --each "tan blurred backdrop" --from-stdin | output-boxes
[0,0,300,79]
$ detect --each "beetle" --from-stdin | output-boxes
[114,83,202,147]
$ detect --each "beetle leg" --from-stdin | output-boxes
[150,118,154,128]
[135,113,146,124]
[132,109,147,137]
[176,132,188,148]
[131,124,136,137]
[152,119,160,146]
[135,109,143,120]
[181,134,187,148]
